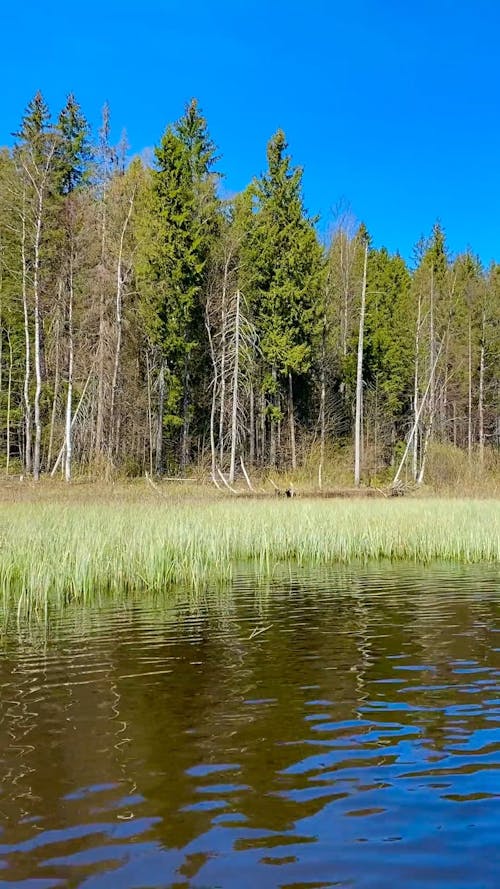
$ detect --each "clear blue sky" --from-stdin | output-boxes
[2,0,499,264]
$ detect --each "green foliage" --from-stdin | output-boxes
[14,91,52,167]
[0,94,499,480]
[364,247,413,418]
[243,130,323,379]
[136,100,221,446]
[55,94,91,195]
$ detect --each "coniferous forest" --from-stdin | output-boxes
[0,93,499,485]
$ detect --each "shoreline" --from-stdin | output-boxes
[0,476,498,505]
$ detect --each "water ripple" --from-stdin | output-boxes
[0,563,498,888]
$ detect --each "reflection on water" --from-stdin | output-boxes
[0,565,498,888]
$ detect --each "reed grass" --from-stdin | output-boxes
[0,498,498,614]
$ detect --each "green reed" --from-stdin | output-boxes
[0,498,498,613]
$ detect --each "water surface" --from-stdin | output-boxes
[0,565,499,888]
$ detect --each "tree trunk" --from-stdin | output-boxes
[318,323,326,489]
[33,187,44,480]
[412,293,422,481]
[393,339,444,487]
[181,358,189,471]
[206,312,218,478]
[51,369,93,477]
[145,351,154,477]
[468,314,473,461]
[47,309,61,470]
[417,419,433,485]
[21,194,31,475]
[288,372,296,471]
[110,191,134,458]
[6,330,12,475]
[340,232,349,360]
[249,383,255,466]
[218,258,229,466]
[260,391,266,467]
[270,365,277,468]
[95,193,107,461]
[64,252,74,482]
[478,311,485,466]
[354,242,368,486]
[155,362,165,475]
[418,269,437,482]
[228,289,240,485]
[276,392,281,465]
[209,374,217,478]
[429,267,435,419]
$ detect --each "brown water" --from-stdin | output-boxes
[0,565,499,889]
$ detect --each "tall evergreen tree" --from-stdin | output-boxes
[364,247,413,443]
[242,130,323,467]
[137,100,220,472]
[56,94,91,195]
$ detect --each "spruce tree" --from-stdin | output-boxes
[243,129,323,467]
[137,100,220,472]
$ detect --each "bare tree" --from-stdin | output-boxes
[354,242,368,486]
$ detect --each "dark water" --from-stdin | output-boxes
[0,566,499,889]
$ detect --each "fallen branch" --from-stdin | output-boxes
[392,338,444,486]
[145,472,166,497]
[211,471,222,490]
[240,457,255,492]
[50,368,93,477]
[249,624,273,640]
[216,466,238,493]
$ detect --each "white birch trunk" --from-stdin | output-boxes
[64,252,74,482]
[33,186,43,480]
[412,293,421,481]
[21,191,31,474]
[145,351,154,477]
[228,289,240,485]
[110,191,135,457]
[354,242,368,486]
[218,257,229,466]
[478,310,485,465]
[318,318,326,489]
[95,192,107,459]
[47,309,61,470]
[155,362,165,475]
[51,368,93,476]
[205,313,218,478]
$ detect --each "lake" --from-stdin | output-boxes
[0,565,498,888]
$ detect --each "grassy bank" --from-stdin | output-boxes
[0,498,498,614]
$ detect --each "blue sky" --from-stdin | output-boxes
[2,0,499,263]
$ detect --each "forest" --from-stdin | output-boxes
[0,92,498,486]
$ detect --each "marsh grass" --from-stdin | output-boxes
[0,498,498,615]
